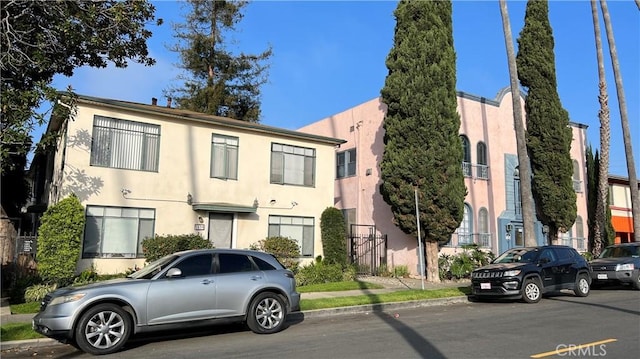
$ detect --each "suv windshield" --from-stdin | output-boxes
[128,254,178,279]
[598,245,639,259]
[493,248,540,263]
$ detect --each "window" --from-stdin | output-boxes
[211,135,238,180]
[476,142,488,179]
[337,149,356,178]
[268,216,315,257]
[478,207,490,247]
[456,204,472,245]
[218,253,256,273]
[83,206,155,258]
[173,254,213,277]
[513,168,522,216]
[572,159,582,192]
[270,143,315,186]
[342,208,356,236]
[91,116,160,172]
[460,135,471,177]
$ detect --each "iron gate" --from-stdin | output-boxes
[348,224,387,275]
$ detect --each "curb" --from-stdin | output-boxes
[1,295,472,352]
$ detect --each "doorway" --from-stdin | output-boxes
[208,213,233,248]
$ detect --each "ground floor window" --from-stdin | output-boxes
[268,215,314,257]
[83,206,155,258]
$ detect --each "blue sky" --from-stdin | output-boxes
[50,0,639,177]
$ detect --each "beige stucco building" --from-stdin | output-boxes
[30,94,344,274]
[298,87,589,276]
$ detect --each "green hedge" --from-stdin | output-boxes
[142,234,213,262]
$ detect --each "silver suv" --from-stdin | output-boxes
[33,248,300,355]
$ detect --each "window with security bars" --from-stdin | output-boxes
[211,134,238,180]
[268,215,315,257]
[270,143,315,186]
[90,116,160,172]
[83,206,155,258]
[336,149,356,178]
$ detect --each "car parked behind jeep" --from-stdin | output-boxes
[471,245,591,303]
[590,242,640,290]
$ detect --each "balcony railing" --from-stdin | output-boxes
[447,232,492,249]
[560,237,586,251]
[573,180,582,193]
[475,164,489,180]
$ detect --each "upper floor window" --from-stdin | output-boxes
[211,135,238,180]
[476,141,488,179]
[337,149,356,178]
[460,135,471,177]
[572,159,582,192]
[91,116,160,172]
[83,205,155,258]
[270,143,315,186]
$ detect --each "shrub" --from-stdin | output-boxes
[8,274,42,304]
[392,265,410,278]
[250,236,300,271]
[295,257,343,286]
[142,234,213,262]
[24,283,57,303]
[36,194,85,284]
[72,267,100,286]
[320,207,347,267]
[439,244,495,280]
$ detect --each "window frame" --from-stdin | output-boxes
[82,205,155,259]
[267,215,315,257]
[210,134,239,180]
[336,148,356,179]
[270,143,316,187]
[90,115,160,172]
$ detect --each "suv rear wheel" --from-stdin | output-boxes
[574,274,590,297]
[246,292,286,334]
[522,278,542,303]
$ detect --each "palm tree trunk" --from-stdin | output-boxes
[590,0,610,256]
[600,0,640,242]
[499,0,537,246]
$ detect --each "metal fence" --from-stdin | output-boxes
[348,225,388,275]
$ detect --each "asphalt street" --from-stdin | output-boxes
[2,288,638,359]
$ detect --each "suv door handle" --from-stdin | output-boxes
[201,279,213,285]
[251,275,262,281]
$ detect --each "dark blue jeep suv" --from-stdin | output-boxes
[471,245,591,303]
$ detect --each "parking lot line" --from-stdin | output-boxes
[530,338,618,358]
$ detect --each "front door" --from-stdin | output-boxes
[209,213,233,248]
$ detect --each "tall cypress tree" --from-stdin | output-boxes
[168,0,271,122]
[516,0,576,244]
[380,0,465,283]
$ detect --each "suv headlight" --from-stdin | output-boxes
[49,293,86,306]
[503,269,521,277]
[615,263,634,271]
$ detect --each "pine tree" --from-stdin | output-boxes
[516,0,576,244]
[168,0,272,122]
[380,0,465,283]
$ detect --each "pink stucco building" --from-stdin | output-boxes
[298,87,589,276]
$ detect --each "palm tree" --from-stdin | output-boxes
[499,0,536,246]
[600,0,640,242]
[590,0,610,256]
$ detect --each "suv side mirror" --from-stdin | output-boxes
[166,268,183,278]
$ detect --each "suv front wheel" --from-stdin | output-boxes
[574,274,590,297]
[522,278,542,303]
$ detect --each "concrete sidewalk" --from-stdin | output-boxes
[1,277,471,352]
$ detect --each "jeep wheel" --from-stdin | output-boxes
[74,304,132,355]
[634,272,640,291]
[246,292,286,334]
[574,274,590,297]
[522,278,542,303]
